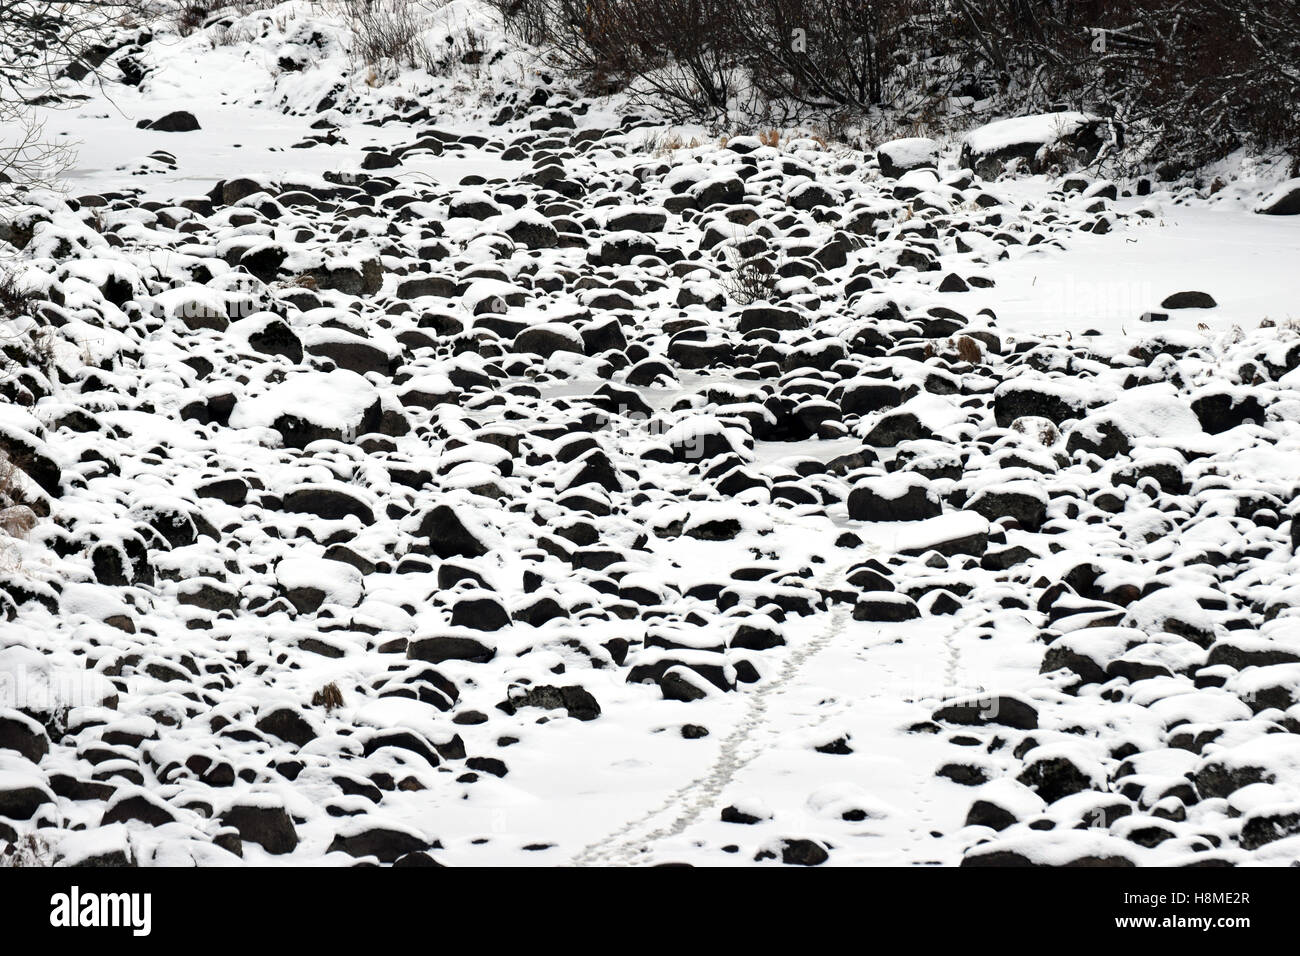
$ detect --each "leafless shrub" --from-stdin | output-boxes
[496,0,740,117]
[1,1,142,195]
[737,0,936,113]
[0,105,75,195]
[486,0,549,45]
[0,270,56,374]
[337,0,440,73]
[0,1,142,88]
[493,0,948,123]
[1123,1,1300,170]
[419,21,489,76]
[722,253,779,306]
[210,19,262,47]
[0,271,38,318]
[496,0,1298,167]
[30,325,59,376]
[175,0,211,35]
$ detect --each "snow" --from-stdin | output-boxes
[962,111,1097,154]
[1095,384,1204,438]
[1257,178,1300,213]
[52,823,135,867]
[0,0,1298,871]
[879,510,989,556]
[229,368,377,434]
[1202,736,1300,796]
[276,557,363,607]
[965,200,1300,346]
[877,137,938,167]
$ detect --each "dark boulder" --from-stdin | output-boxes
[221,805,299,855]
[328,827,430,863]
[148,110,201,132]
[1161,290,1216,309]
[847,477,941,522]
[407,635,496,665]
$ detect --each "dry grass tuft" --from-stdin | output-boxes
[0,454,39,543]
[312,682,345,712]
[0,271,38,318]
[1,833,53,867]
[175,1,211,36]
[955,335,983,364]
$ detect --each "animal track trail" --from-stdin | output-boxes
[571,553,858,867]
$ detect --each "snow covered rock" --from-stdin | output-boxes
[960,112,1105,178]
[1256,179,1300,215]
[1160,290,1217,309]
[876,137,939,178]
[847,474,942,521]
[230,370,381,447]
[143,110,200,132]
[3,9,1298,869]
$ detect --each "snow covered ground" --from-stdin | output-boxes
[2,1,1300,868]
[971,199,1300,345]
